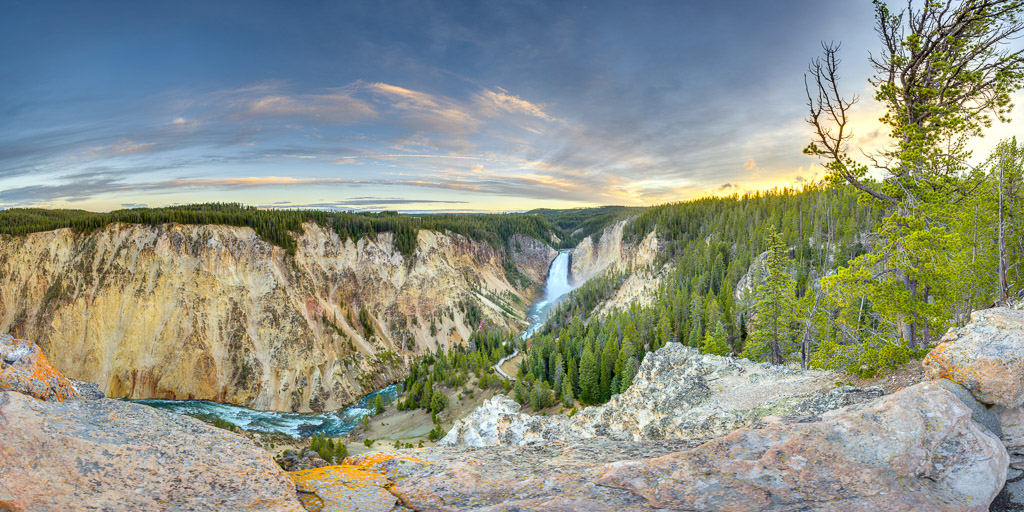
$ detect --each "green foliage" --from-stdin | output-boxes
[741,226,798,364]
[578,345,599,404]
[701,320,730,356]
[429,390,449,414]
[398,328,512,413]
[308,435,348,464]
[427,424,445,442]
[359,306,375,337]
[0,202,563,258]
[209,418,237,432]
[363,438,375,448]
[810,336,927,378]
[804,1,1024,349]
[517,186,881,407]
[374,394,384,415]
[527,206,642,248]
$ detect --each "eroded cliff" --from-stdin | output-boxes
[0,222,547,412]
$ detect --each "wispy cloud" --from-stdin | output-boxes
[475,89,557,122]
[244,88,377,123]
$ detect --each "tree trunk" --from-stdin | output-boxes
[900,274,919,348]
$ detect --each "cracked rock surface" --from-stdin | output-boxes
[442,343,884,447]
[0,389,304,512]
[341,382,1006,511]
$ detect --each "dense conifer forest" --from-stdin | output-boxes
[0,203,567,257]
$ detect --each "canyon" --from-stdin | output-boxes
[0,219,649,413]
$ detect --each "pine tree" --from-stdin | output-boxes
[743,226,796,364]
[568,357,579,396]
[579,345,599,404]
[702,319,730,356]
[561,378,574,407]
[688,293,704,347]
[600,338,618,402]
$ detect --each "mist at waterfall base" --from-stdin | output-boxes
[134,251,573,437]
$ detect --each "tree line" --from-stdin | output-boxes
[0,203,587,258]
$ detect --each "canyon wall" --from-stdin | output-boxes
[568,220,659,285]
[0,222,547,412]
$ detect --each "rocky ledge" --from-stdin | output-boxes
[5,306,1024,511]
[0,336,304,512]
[0,333,78,401]
[349,306,1024,511]
[442,342,884,447]
[336,380,1005,511]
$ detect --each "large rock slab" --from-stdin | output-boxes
[442,342,882,447]
[362,441,701,512]
[0,390,304,512]
[925,307,1024,408]
[0,333,78,401]
[598,380,1008,512]
[354,382,1007,511]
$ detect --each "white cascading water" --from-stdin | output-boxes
[543,251,573,304]
[520,250,574,340]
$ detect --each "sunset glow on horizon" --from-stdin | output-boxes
[3,1,1023,213]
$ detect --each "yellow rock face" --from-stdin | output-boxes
[0,222,531,412]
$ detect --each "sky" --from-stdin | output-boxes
[2,1,1022,213]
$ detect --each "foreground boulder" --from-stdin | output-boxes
[0,333,78,401]
[442,343,882,447]
[0,390,304,511]
[373,381,1006,511]
[599,380,1007,512]
[924,307,1024,408]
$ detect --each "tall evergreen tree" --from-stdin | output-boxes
[702,319,730,356]
[579,345,599,404]
[743,226,797,364]
[805,0,1024,347]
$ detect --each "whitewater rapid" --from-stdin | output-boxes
[135,384,398,438]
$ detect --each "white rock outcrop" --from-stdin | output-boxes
[442,343,883,447]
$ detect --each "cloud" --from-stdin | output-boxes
[475,89,556,121]
[244,88,377,123]
[366,82,480,134]
[263,197,470,209]
[111,139,157,155]
[156,176,348,188]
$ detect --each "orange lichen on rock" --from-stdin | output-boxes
[291,465,387,489]
[343,452,428,472]
[923,307,1024,408]
[0,334,78,401]
[290,464,397,512]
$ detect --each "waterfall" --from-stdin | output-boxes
[520,250,574,340]
[543,251,573,303]
[138,251,577,432]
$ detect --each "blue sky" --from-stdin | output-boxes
[2,1,1020,212]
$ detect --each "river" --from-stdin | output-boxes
[134,250,574,438]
